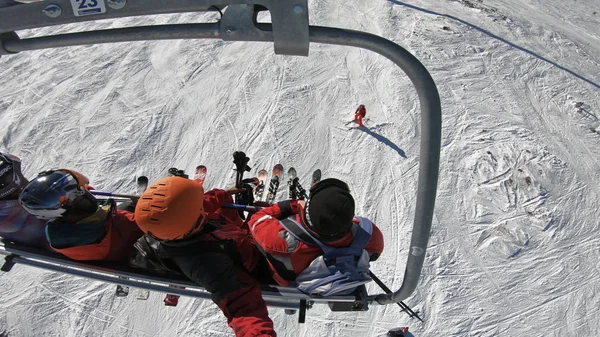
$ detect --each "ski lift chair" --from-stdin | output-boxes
[0,0,441,323]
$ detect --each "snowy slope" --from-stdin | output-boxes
[1,0,599,336]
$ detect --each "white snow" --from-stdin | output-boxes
[1,0,599,336]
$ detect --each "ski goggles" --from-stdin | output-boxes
[19,169,91,219]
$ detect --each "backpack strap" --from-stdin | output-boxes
[279,218,317,243]
[279,217,374,254]
[279,217,334,255]
[349,217,373,251]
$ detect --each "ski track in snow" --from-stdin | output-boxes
[1,1,600,336]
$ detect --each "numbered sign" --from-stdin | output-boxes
[70,0,107,17]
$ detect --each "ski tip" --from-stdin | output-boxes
[137,176,149,189]
[257,169,268,180]
[311,169,322,184]
[273,164,284,175]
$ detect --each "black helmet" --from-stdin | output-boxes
[302,178,355,240]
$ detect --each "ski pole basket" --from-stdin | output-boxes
[0,0,441,307]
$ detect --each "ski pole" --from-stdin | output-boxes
[232,151,252,219]
[90,192,264,212]
[232,151,251,200]
[370,271,424,322]
[90,190,139,199]
[222,203,263,212]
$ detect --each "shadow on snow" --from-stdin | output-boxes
[356,125,407,158]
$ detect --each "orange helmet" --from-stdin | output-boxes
[135,176,206,241]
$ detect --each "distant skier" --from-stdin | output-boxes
[247,178,384,288]
[19,169,142,262]
[354,104,366,127]
[0,152,49,249]
[131,176,276,337]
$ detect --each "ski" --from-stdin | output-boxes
[287,167,297,199]
[344,117,371,126]
[115,284,129,297]
[168,167,188,178]
[295,177,307,200]
[194,165,207,185]
[164,294,179,306]
[311,169,322,187]
[385,327,409,337]
[254,169,268,201]
[266,164,283,204]
[136,176,148,195]
[164,285,185,306]
[136,289,150,300]
[287,167,308,200]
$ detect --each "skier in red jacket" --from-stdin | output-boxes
[19,169,143,262]
[248,178,384,286]
[354,104,367,127]
[132,176,276,337]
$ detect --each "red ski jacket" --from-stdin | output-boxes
[130,189,276,337]
[355,106,366,118]
[248,199,384,286]
[204,189,245,228]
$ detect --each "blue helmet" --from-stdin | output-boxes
[19,169,97,219]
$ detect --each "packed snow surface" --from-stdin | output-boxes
[1,0,599,336]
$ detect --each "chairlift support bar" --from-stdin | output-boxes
[0,241,358,309]
[0,0,441,305]
[0,0,309,55]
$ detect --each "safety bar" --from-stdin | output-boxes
[0,0,441,305]
[0,241,361,309]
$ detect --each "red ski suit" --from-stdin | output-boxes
[131,189,276,337]
[354,106,367,127]
[248,199,384,286]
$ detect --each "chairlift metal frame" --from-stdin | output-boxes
[0,0,441,311]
